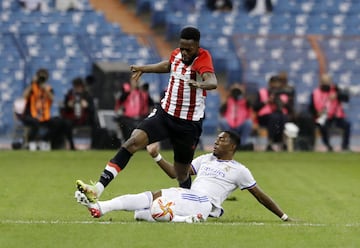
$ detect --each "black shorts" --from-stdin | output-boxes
[137,106,202,164]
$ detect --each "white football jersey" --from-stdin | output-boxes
[190,153,256,216]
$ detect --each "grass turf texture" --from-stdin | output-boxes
[0,150,359,248]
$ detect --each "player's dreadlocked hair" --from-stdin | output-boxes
[180,26,200,42]
[224,130,241,150]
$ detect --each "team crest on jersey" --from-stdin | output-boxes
[223,165,231,172]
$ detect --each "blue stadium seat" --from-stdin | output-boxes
[135,0,153,14]
[150,0,169,27]
[273,0,299,14]
[202,90,221,135]
[1,0,19,11]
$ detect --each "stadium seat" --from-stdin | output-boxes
[202,91,221,135]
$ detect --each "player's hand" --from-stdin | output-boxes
[130,65,143,81]
[283,216,301,222]
[146,142,160,158]
[188,80,200,89]
[283,217,293,222]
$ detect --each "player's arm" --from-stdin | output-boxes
[247,185,292,222]
[131,61,170,81]
[188,72,217,90]
[146,142,194,179]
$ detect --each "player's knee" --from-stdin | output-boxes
[123,129,149,152]
[175,166,190,185]
[176,173,188,182]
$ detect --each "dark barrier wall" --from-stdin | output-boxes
[92,62,131,109]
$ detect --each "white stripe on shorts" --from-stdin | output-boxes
[181,193,209,203]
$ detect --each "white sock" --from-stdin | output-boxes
[171,215,189,223]
[98,191,153,215]
[134,209,155,222]
[95,182,104,198]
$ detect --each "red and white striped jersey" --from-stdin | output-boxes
[160,48,215,121]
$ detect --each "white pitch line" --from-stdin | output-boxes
[1,220,360,227]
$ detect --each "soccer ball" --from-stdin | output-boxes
[150,196,175,222]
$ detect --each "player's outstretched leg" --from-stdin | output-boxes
[76,180,98,203]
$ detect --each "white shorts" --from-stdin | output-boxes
[161,187,212,220]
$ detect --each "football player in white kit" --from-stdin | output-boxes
[75,130,292,223]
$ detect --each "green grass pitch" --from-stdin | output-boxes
[0,150,359,247]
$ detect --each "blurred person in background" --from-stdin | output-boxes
[62,77,96,127]
[219,84,254,150]
[55,0,82,11]
[206,0,233,12]
[253,76,292,151]
[278,71,296,121]
[244,0,273,15]
[114,78,154,141]
[309,74,351,152]
[61,77,97,148]
[19,0,47,11]
[20,68,75,150]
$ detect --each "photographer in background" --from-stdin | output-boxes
[20,68,75,150]
[309,74,351,152]
[253,76,292,151]
[278,71,296,121]
[61,77,97,148]
[62,77,96,127]
[219,84,254,150]
[114,79,154,141]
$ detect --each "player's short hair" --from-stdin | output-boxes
[224,130,241,150]
[180,26,200,42]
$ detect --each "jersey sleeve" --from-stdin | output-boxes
[169,48,179,64]
[193,49,214,75]
[237,166,257,190]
